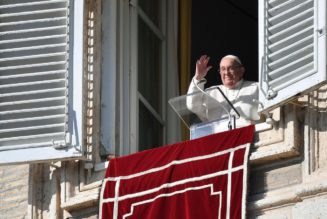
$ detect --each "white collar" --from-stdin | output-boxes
[224,79,244,90]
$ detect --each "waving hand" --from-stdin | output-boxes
[195,55,212,80]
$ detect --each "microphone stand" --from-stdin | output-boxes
[215,87,240,130]
[193,78,240,130]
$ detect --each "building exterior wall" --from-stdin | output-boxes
[0,164,29,219]
[247,85,327,218]
[3,89,327,218]
[1,1,327,219]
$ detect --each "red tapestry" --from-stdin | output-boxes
[99,125,254,219]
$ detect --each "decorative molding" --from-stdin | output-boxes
[250,104,302,165]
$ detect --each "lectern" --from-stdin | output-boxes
[169,86,240,139]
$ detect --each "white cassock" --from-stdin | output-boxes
[186,77,260,128]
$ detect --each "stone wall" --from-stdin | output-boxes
[0,164,29,219]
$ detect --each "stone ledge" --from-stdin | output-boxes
[61,186,100,211]
[248,179,327,211]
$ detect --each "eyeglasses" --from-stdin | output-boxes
[219,65,242,73]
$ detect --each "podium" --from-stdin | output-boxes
[169,86,240,139]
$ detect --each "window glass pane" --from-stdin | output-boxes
[138,0,161,26]
[139,101,163,151]
[138,18,162,114]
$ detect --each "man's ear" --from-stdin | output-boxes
[240,66,245,78]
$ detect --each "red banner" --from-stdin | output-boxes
[100,125,254,219]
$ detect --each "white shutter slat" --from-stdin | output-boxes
[0,78,66,89]
[0,26,67,37]
[0,34,66,45]
[0,17,67,28]
[0,70,66,79]
[268,0,298,14]
[0,132,64,145]
[0,61,66,71]
[0,8,67,18]
[0,52,66,62]
[0,106,65,115]
[0,141,62,151]
[0,96,65,107]
[0,114,65,124]
[0,117,65,131]
[0,87,65,97]
[0,123,65,134]
[259,0,326,112]
[0,43,67,53]
[0,0,67,9]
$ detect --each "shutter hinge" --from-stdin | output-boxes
[266,88,278,100]
[52,134,71,149]
[52,140,67,149]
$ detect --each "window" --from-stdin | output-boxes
[129,0,166,151]
[259,0,326,113]
[100,0,181,158]
[0,0,84,164]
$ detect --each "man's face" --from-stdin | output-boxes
[219,57,245,89]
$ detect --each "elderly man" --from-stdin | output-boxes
[187,54,260,126]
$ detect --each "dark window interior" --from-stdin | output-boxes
[191,0,258,88]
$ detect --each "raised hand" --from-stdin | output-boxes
[195,55,212,80]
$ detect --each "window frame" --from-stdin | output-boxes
[99,0,180,160]
[129,0,167,153]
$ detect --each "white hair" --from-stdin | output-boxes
[221,55,242,65]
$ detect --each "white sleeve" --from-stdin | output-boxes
[187,77,206,94]
[186,77,208,122]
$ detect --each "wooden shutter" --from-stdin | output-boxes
[0,0,84,164]
[259,0,326,113]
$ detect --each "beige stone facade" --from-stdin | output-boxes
[2,89,327,218]
[1,1,327,219]
[0,164,29,219]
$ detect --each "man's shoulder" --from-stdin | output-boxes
[242,80,258,89]
[243,80,258,86]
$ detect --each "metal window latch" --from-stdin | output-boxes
[317,27,325,36]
